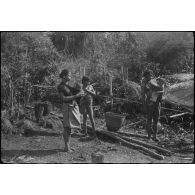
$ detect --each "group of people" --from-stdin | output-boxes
[57,68,165,152]
[58,69,97,152]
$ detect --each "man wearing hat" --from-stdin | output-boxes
[141,70,165,141]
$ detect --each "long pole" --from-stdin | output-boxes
[126,68,129,83]
[80,65,82,79]
[83,66,86,76]
[121,66,124,83]
[109,75,113,108]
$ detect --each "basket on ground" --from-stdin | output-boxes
[105,112,126,132]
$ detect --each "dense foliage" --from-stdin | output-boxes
[1,32,194,111]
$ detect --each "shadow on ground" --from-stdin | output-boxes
[23,129,60,137]
[1,148,63,159]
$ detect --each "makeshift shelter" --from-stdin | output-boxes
[164,80,194,113]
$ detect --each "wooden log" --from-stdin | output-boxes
[169,112,190,118]
[124,120,145,127]
[99,130,164,160]
[118,131,149,139]
[118,134,172,156]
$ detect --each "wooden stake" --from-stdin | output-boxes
[103,66,106,84]
[10,79,14,115]
[83,66,86,76]
[80,65,82,79]
[109,75,113,108]
[126,68,129,83]
[121,66,124,83]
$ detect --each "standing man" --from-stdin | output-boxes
[141,70,164,142]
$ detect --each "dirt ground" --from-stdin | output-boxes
[1,118,194,164]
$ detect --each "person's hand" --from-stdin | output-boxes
[75,91,85,98]
[156,91,164,94]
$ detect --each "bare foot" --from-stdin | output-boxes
[152,137,160,142]
[64,147,75,152]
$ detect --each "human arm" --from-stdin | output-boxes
[58,92,84,103]
[58,84,84,103]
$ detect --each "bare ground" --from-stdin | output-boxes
[1,118,194,164]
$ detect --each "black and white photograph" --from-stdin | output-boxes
[1,31,194,164]
[1,1,195,195]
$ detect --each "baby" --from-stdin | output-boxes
[150,78,165,103]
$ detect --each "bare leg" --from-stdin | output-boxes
[88,106,96,137]
[63,127,71,152]
[146,103,154,140]
[83,108,88,135]
[152,104,160,142]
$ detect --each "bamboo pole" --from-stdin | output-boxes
[83,67,86,76]
[103,66,106,84]
[99,130,164,160]
[126,68,129,83]
[80,65,82,79]
[121,66,124,83]
[9,79,14,116]
[169,112,190,118]
[118,134,172,156]
[109,75,113,108]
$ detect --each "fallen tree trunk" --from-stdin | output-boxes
[98,130,164,160]
[117,134,173,156]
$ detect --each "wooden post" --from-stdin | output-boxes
[126,68,129,83]
[83,66,86,76]
[10,79,14,116]
[121,66,124,83]
[103,66,106,84]
[109,75,113,108]
[80,65,82,79]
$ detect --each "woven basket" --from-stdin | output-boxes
[105,112,126,132]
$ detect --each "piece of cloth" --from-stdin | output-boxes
[62,103,81,129]
[57,82,81,129]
